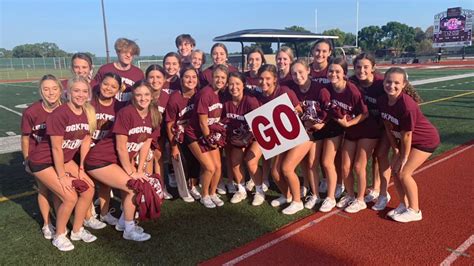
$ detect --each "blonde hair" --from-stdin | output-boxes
[276,46,295,62]
[67,76,97,134]
[39,74,62,108]
[114,38,140,56]
[131,80,162,129]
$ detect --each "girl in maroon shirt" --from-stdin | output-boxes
[282,60,331,214]
[200,43,238,88]
[244,47,266,90]
[21,74,62,240]
[221,72,261,204]
[191,49,206,73]
[28,76,97,251]
[276,46,294,88]
[378,67,440,223]
[61,53,94,99]
[186,65,227,208]
[310,39,332,85]
[349,53,392,211]
[86,80,160,240]
[163,52,182,93]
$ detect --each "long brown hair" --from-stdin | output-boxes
[131,80,161,129]
[384,67,422,103]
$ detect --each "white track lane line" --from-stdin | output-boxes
[440,235,474,265]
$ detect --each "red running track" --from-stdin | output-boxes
[203,141,474,265]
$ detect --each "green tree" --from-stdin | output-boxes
[344,33,356,46]
[358,25,384,52]
[322,28,346,47]
[381,22,415,56]
[0,48,13,58]
[282,25,312,56]
[12,42,68,57]
[414,27,426,43]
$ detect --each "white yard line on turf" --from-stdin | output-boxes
[440,235,474,265]
[0,135,21,154]
[0,104,22,116]
[411,73,474,86]
[223,144,474,265]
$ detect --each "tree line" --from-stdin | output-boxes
[0,42,95,58]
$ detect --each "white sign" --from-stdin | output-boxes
[245,93,309,160]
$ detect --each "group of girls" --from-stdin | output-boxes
[21,36,440,251]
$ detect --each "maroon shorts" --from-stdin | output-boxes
[412,144,438,154]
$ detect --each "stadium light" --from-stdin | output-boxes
[101,0,110,63]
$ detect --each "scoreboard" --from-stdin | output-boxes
[433,7,473,48]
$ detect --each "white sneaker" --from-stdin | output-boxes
[364,189,380,203]
[282,201,304,215]
[318,179,327,193]
[182,195,195,203]
[304,195,322,209]
[52,233,74,252]
[372,193,391,211]
[336,195,355,209]
[226,182,237,194]
[300,186,309,198]
[168,173,177,188]
[210,194,224,207]
[42,224,55,240]
[344,199,367,213]
[70,227,97,243]
[230,191,247,204]
[123,226,151,241]
[245,179,255,192]
[262,180,270,192]
[163,190,173,200]
[387,203,407,219]
[217,183,227,195]
[319,198,336,212]
[100,210,118,226]
[270,195,292,207]
[335,184,345,198]
[392,208,422,223]
[189,186,202,200]
[200,196,216,208]
[115,223,144,233]
[252,191,266,206]
[84,216,107,230]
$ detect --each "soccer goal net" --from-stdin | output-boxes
[137,59,163,70]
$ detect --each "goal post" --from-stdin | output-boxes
[137,59,163,70]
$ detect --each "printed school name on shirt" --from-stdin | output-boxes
[226,113,245,121]
[32,123,46,142]
[312,77,330,84]
[178,104,194,118]
[331,99,352,112]
[66,123,89,132]
[381,112,402,139]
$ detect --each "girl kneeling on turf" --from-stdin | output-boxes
[85,80,160,240]
[378,67,440,223]
[28,76,97,251]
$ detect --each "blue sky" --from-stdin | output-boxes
[1,0,473,56]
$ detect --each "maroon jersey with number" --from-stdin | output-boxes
[185,86,223,140]
[85,105,153,166]
[378,93,440,149]
[21,101,50,155]
[93,63,144,102]
[289,81,331,123]
[221,92,260,132]
[254,85,300,108]
[90,97,126,145]
[200,64,238,88]
[310,66,330,85]
[328,81,369,139]
[29,104,90,164]
[278,72,293,87]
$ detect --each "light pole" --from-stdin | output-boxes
[315,9,318,33]
[355,0,359,48]
[101,0,110,63]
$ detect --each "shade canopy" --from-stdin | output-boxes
[213,29,338,43]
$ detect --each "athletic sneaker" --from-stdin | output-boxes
[393,208,422,223]
[123,226,151,242]
[372,192,391,211]
[245,179,255,192]
[364,189,380,203]
[319,179,327,193]
[210,194,224,207]
[335,184,345,198]
[163,190,173,200]
[319,198,336,212]
[270,195,292,207]
[304,195,322,209]
[226,182,237,194]
[84,216,107,230]
[168,173,177,188]
[52,233,74,252]
[182,195,195,203]
[344,199,367,213]
[300,186,309,198]
[189,186,202,200]
[230,191,247,204]
[252,191,266,206]
[70,227,97,243]
[200,196,216,208]
[387,203,407,219]
[115,223,144,233]
[282,201,304,215]
[42,224,55,240]
[100,210,118,226]
[263,180,270,192]
[217,182,227,195]
[336,195,355,209]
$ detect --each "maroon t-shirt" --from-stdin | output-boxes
[86,105,153,166]
[378,93,440,149]
[185,86,223,140]
[29,104,90,164]
[254,85,300,107]
[328,81,369,139]
[221,92,260,132]
[289,81,331,123]
[90,97,126,144]
[310,66,330,85]
[165,90,196,143]
[93,63,144,102]
[21,101,50,155]
[200,64,238,88]
[278,72,293,87]
[244,71,261,90]
[164,77,181,93]
[155,90,171,115]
